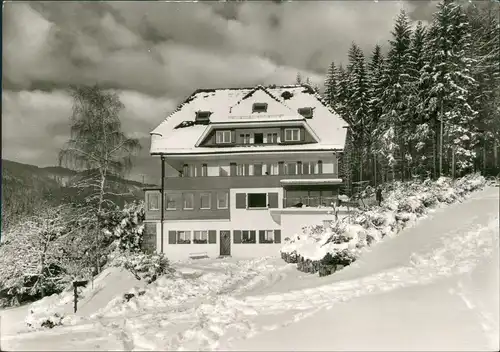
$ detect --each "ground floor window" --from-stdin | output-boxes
[242,230,256,243]
[193,230,208,244]
[177,230,191,244]
[259,230,275,243]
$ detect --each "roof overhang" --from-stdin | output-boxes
[151,147,344,158]
[280,178,343,186]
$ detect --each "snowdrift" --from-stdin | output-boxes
[281,173,487,275]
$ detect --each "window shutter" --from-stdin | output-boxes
[230,163,237,176]
[280,128,285,142]
[233,230,242,244]
[259,230,265,243]
[235,193,247,209]
[168,230,177,244]
[300,128,305,141]
[208,230,217,244]
[278,162,284,175]
[250,230,256,243]
[244,164,250,176]
[268,192,278,208]
[318,160,323,174]
[231,130,236,143]
[297,161,302,175]
[274,230,281,243]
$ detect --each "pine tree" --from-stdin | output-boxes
[334,64,350,121]
[375,10,413,180]
[421,0,478,175]
[407,21,431,177]
[466,1,500,174]
[367,44,386,184]
[346,42,369,181]
[295,72,303,84]
[324,62,337,108]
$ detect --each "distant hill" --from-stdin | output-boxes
[1,159,157,231]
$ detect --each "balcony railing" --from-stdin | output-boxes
[283,196,339,208]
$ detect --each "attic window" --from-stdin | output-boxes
[281,91,293,100]
[298,107,314,119]
[195,111,212,121]
[252,103,268,113]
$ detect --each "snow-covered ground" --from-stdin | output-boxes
[1,186,498,351]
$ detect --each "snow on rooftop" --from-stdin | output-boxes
[150,85,349,155]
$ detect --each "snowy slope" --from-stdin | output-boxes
[1,187,498,351]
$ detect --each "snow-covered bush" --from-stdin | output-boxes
[110,251,174,284]
[281,173,486,275]
[0,206,74,308]
[101,201,145,252]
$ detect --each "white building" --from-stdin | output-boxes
[143,84,349,261]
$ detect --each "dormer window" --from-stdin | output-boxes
[195,110,212,122]
[281,91,293,100]
[298,107,314,119]
[252,103,268,113]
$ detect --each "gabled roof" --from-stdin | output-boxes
[150,84,349,156]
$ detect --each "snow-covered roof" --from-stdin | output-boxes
[150,85,349,156]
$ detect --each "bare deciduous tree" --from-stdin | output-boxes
[59,85,141,274]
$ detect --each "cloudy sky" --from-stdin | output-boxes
[2,0,437,184]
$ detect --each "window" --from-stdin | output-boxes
[259,230,275,244]
[254,133,264,144]
[253,163,263,176]
[285,162,297,175]
[298,107,314,119]
[237,164,249,176]
[284,128,300,142]
[182,164,195,177]
[166,194,177,210]
[217,192,228,209]
[177,231,191,244]
[242,230,256,243]
[252,102,268,113]
[216,130,232,144]
[147,193,160,210]
[219,165,229,176]
[196,111,211,121]
[266,133,278,144]
[200,193,211,209]
[302,161,317,175]
[193,230,208,244]
[183,193,194,210]
[240,133,251,144]
[265,163,279,175]
[248,193,267,208]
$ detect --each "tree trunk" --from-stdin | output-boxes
[96,169,107,275]
[494,139,498,169]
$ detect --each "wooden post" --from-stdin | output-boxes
[73,280,88,313]
[160,156,165,254]
[73,284,78,313]
[439,101,444,178]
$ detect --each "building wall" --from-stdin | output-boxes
[155,220,283,262]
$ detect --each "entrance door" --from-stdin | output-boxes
[220,231,231,256]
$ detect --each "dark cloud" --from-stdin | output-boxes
[2,0,432,181]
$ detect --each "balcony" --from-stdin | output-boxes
[163,173,340,190]
[283,196,339,208]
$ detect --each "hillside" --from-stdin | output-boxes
[1,159,156,231]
